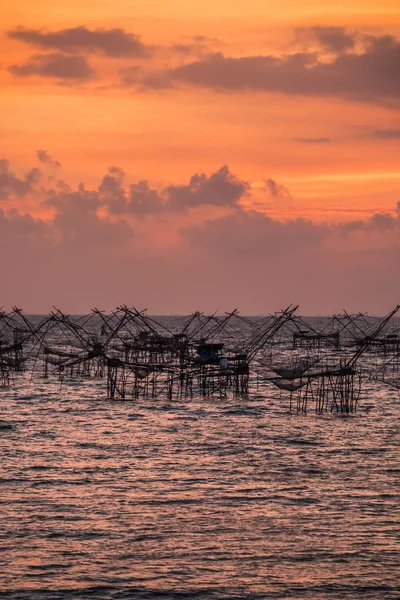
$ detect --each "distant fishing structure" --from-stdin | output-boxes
[1,305,400,414]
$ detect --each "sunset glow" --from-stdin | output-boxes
[1,0,400,313]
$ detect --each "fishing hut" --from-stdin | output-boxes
[293,330,340,350]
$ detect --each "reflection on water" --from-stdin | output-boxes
[0,320,399,599]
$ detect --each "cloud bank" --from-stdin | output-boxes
[0,155,399,314]
[6,24,400,109]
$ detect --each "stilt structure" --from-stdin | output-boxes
[0,303,398,412]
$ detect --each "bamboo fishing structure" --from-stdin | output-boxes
[0,304,399,414]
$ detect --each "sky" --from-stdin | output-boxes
[1,0,400,314]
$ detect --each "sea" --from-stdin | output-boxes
[0,316,399,599]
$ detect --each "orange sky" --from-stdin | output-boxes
[2,0,400,217]
[1,0,400,313]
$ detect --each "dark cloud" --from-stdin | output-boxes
[99,166,125,200]
[102,165,248,215]
[98,167,163,216]
[9,53,95,81]
[368,213,397,230]
[142,35,400,106]
[263,178,291,200]
[339,212,398,235]
[372,129,400,139]
[0,208,48,240]
[8,26,151,58]
[0,159,40,200]
[165,165,249,211]
[294,137,331,144]
[37,149,61,168]
[126,181,164,216]
[295,26,356,54]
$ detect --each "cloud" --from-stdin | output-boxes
[98,167,163,216]
[0,208,49,241]
[178,207,400,313]
[294,137,331,144]
[1,161,132,268]
[37,149,61,168]
[171,43,206,56]
[43,183,133,248]
[138,34,400,106]
[263,178,292,200]
[181,210,329,258]
[9,53,95,81]
[368,212,398,230]
[165,165,249,211]
[8,26,151,58]
[295,26,356,54]
[372,129,400,139]
[0,191,134,311]
[0,159,40,200]
[180,205,400,255]
[102,165,249,215]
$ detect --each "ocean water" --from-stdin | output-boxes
[0,316,399,599]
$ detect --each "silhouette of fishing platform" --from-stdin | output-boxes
[1,304,399,413]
